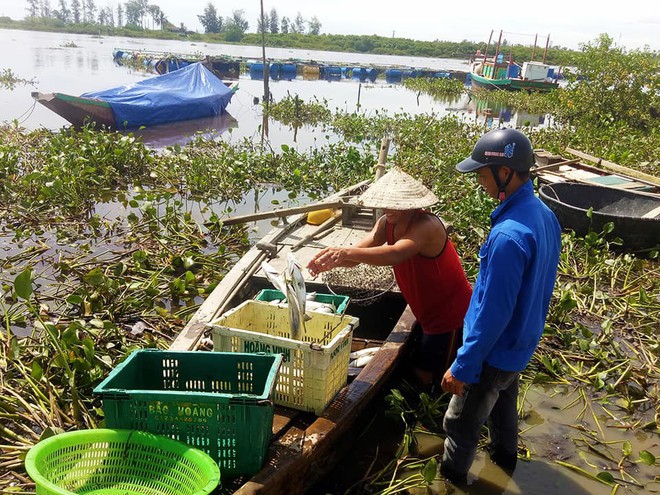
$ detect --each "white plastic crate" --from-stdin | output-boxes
[211,300,358,414]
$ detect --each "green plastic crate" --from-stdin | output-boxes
[93,350,281,478]
[255,289,350,315]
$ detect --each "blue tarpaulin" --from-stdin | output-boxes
[82,63,234,128]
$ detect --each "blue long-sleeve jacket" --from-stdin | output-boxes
[450,181,561,384]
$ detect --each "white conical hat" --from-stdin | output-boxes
[357,167,438,210]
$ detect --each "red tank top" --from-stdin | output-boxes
[387,212,472,334]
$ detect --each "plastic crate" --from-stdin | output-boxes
[211,300,358,415]
[93,349,282,478]
[25,429,220,495]
[255,289,350,315]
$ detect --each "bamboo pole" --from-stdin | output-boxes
[483,29,494,63]
[260,0,269,138]
[493,30,503,68]
[543,34,550,64]
[291,211,343,251]
[375,136,391,180]
[219,201,344,226]
[565,147,660,187]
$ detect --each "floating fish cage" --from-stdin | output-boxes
[211,300,358,414]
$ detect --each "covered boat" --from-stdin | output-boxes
[539,182,660,251]
[32,62,236,129]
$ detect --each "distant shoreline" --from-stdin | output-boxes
[0,20,571,65]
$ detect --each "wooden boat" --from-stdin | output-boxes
[170,179,416,494]
[533,148,660,196]
[539,182,660,250]
[468,30,559,93]
[32,62,237,130]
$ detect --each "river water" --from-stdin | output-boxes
[1,28,653,495]
[0,28,544,150]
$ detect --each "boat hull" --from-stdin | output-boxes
[539,182,660,250]
[32,92,116,128]
[470,72,558,92]
[169,180,416,493]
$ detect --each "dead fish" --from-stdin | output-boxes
[287,252,311,319]
[349,347,379,360]
[285,279,304,340]
[306,300,335,313]
[349,347,379,368]
[261,261,287,294]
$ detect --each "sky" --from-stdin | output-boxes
[2,0,659,51]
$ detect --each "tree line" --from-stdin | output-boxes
[10,0,575,63]
[198,3,321,38]
[20,1,321,39]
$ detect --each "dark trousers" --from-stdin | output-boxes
[442,363,520,478]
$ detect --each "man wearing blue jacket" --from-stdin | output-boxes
[440,128,561,483]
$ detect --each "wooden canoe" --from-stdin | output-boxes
[533,149,660,196]
[170,180,415,494]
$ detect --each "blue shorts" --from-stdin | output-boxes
[413,323,463,376]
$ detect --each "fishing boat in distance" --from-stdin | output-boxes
[468,30,559,92]
[32,62,237,130]
[169,171,416,493]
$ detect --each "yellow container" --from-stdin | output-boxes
[211,300,358,414]
[307,208,335,225]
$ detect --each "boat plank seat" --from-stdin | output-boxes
[642,205,660,219]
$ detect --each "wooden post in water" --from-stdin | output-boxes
[374,136,391,221]
[260,0,269,138]
[543,34,550,64]
[375,136,390,180]
[531,33,538,61]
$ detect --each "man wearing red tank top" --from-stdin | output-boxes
[307,168,472,387]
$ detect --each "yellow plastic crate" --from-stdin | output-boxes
[211,300,358,415]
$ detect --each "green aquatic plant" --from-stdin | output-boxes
[267,93,333,129]
[0,68,36,90]
[403,76,466,100]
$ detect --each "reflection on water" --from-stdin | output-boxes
[129,111,238,148]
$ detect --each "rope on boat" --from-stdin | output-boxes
[14,99,37,125]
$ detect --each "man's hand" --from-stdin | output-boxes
[441,368,465,396]
[307,247,345,277]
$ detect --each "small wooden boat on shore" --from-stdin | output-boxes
[170,179,415,494]
[32,62,237,130]
[534,148,660,196]
[539,182,660,250]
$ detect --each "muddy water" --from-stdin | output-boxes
[314,383,658,494]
